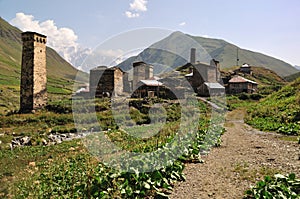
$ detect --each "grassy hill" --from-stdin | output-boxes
[0,17,87,113]
[245,77,300,135]
[221,66,287,96]
[118,31,298,77]
[284,71,300,82]
[189,35,297,77]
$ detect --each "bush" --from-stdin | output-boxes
[244,173,300,199]
[249,93,263,101]
[238,93,249,100]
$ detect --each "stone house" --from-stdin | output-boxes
[89,66,125,98]
[132,61,153,91]
[198,82,226,97]
[227,75,258,94]
[182,49,224,96]
[239,63,252,74]
[132,79,163,98]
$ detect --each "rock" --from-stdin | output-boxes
[28,161,36,167]
[21,136,31,146]
[41,138,48,146]
[69,147,75,151]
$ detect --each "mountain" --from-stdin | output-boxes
[294,65,300,70]
[0,17,87,112]
[284,71,300,82]
[118,31,298,77]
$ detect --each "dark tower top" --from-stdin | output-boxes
[190,48,196,64]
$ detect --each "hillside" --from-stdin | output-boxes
[284,71,300,82]
[0,17,87,112]
[118,31,298,77]
[245,77,300,135]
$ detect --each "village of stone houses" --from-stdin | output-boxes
[0,19,300,198]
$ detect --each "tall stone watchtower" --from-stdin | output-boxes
[20,32,47,113]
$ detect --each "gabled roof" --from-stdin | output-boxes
[241,63,250,68]
[229,75,257,84]
[139,80,163,87]
[90,66,126,73]
[204,82,225,89]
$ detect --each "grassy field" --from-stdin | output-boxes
[0,97,226,198]
[245,77,300,136]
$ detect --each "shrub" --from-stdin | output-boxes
[244,173,300,199]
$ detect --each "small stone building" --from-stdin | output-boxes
[20,32,47,113]
[239,63,252,74]
[89,66,124,98]
[132,79,163,98]
[180,49,225,96]
[198,82,226,97]
[183,59,223,96]
[228,75,258,94]
[132,61,153,91]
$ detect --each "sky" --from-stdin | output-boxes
[0,0,300,68]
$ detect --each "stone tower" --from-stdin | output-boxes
[190,48,196,63]
[20,32,47,113]
[132,61,153,90]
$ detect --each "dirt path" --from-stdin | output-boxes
[170,109,300,199]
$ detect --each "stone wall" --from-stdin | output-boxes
[90,66,124,97]
[113,68,124,96]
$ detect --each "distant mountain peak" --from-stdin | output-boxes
[294,65,300,70]
[117,32,298,77]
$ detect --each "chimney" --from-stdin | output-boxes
[190,48,196,63]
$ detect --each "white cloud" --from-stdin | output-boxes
[125,0,148,18]
[130,0,148,12]
[179,22,186,26]
[97,49,124,58]
[10,13,88,66]
[125,11,140,18]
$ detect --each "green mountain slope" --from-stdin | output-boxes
[118,31,298,77]
[284,71,300,82]
[245,77,300,135]
[0,17,87,112]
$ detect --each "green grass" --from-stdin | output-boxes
[245,78,300,136]
[278,136,299,142]
[0,97,225,198]
[0,139,85,198]
[233,161,281,182]
[244,173,300,198]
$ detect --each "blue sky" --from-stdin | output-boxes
[0,0,300,66]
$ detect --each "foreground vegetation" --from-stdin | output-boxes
[227,80,300,199]
[1,78,299,198]
[0,97,225,198]
[244,173,300,199]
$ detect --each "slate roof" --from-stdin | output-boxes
[229,76,257,84]
[204,82,225,89]
[139,80,163,87]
